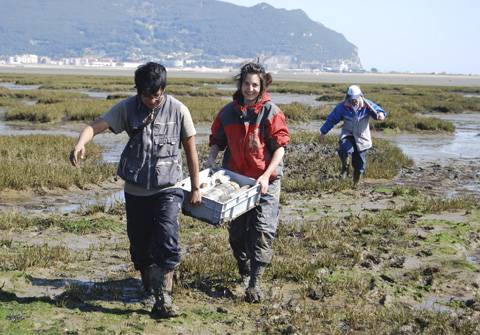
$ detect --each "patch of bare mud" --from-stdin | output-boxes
[280,171,480,318]
[420,212,471,223]
[0,223,133,301]
[393,159,480,199]
[0,179,124,214]
[281,180,404,224]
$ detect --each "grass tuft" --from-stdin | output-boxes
[0,135,115,191]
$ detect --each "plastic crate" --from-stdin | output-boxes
[180,168,261,225]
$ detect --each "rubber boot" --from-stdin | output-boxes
[149,266,179,319]
[139,266,156,310]
[238,259,251,289]
[353,170,363,187]
[245,262,266,303]
[339,158,349,179]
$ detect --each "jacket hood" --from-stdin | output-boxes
[233,90,271,113]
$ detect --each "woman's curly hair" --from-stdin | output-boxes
[234,62,273,99]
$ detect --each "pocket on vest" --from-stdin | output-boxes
[118,155,141,183]
[154,160,181,187]
[154,137,179,158]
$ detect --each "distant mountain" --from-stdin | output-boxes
[0,0,362,70]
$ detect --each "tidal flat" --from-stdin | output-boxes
[0,71,479,334]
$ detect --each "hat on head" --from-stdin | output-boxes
[347,85,363,99]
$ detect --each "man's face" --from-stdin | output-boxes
[351,98,360,106]
[141,89,164,109]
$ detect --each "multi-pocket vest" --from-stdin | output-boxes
[117,95,183,190]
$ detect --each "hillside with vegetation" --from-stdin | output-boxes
[0,0,360,69]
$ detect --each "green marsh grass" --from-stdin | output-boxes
[0,73,230,92]
[5,98,121,122]
[185,98,332,123]
[282,131,413,194]
[271,211,405,283]
[398,195,479,214]
[1,88,227,124]
[0,73,133,91]
[279,102,331,122]
[260,301,478,334]
[272,218,356,282]
[392,185,421,197]
[168,84,228,97]
[179,96,227,123]
[0,135,115,191]
[77,200,125,216]
[271,81,480,114]
[178,216,237,289]
[272,81,480,132]
[0,88,86,102]
[3,73,479,134]
[0,243,73,271]
[0,211,123,233]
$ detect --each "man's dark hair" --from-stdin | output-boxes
[234,61,273,99]
[134,62,167,96]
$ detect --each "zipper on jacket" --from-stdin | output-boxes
[146,124,153,190]
[242,109,251,170]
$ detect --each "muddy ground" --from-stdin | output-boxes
[1,102,480,333]
[1,148,480,334]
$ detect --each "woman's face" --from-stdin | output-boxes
[241,73,261,103]
[141,88,164,110]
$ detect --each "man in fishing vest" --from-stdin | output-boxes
[70,62,201,319]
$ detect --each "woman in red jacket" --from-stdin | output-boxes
[207,62,289,302]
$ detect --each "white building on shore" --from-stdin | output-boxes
[8,54,39,64]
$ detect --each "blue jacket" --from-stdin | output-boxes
[320,98,386,151]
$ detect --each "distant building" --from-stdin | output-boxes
[8,54,39,64]
[121,62,143,68]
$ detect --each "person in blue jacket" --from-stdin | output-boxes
[319,85,387,185]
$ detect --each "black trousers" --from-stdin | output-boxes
[124,188,184,272]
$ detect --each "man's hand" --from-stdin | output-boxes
[70,145,85,167]
[363,99,385,121]
[189,189,202,205]
[69,120,109,167]
[319,133,326,143]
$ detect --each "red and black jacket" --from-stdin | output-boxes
[209,91,289,180]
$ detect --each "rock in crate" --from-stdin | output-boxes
[179,168,261,225]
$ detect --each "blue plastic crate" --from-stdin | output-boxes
[180,168,261,225]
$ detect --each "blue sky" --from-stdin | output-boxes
[223,0,479,74]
